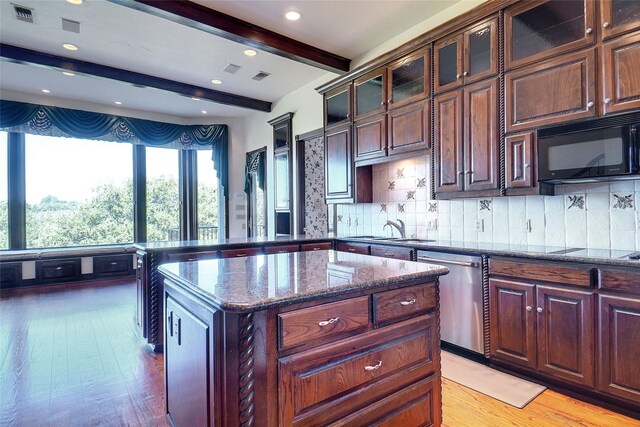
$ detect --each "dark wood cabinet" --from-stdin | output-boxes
[600,0,640,40]
[0,262,22,288]
[93,254,134,278]
[36,259,81,284]
[387,99,430,155]
[435,77,498,196]
[489,278,537,369]
[355,114,386,161]
[324,84,352,129]
[166,251,218,262]
[336,241,370,255]
[325,124,353,202]
[354,69,386,120]
[387,47,430,109]
[536,285,594,388]
[370,244,413,260]
[300,242,333,252]
[219,247,262,258]
[435,16,498,94]
[505,48,597,132]
[264,244,300,255]
[505,0,595,70]
[602,31,640,115]
[136,254,145,333]
[505,132,535,192]
[598,294,640,406]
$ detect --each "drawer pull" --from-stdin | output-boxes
[364,360,383,371]
[383,253,395,257]
[110,262,118,265]
[55,266,62,270]
[313,247,321,251]
[400,298,416,306]
[348,248,356,252]
[277,250,287,253]
[187,258,198,261]
[318,317,340,327]
[236,253,248,257]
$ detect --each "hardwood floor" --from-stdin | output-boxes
[0,279,637,426]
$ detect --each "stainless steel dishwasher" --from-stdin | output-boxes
[417,250,484,354]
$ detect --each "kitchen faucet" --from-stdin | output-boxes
[383,219,406,238]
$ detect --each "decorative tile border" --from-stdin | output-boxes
[612,193,634,210]
[567,194,585,210]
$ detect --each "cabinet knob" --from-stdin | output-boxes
[458,171,465,175]
[380,101,385,106]
[587,101,594,108]
[364,360,383,371]
[603,21,610,28]
[346,113,350,118]
[526,305,532,312]
[586,27,593,34]
[456,73,461,79]
[463,71,469,76]
[318,317,340,327]
[536,307,543,313]
[465,170,472,175]
[604,98,611,104]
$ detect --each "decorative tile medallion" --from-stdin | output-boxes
[567,195,585,210]
[407,190,416,200]
[428,202,438,213]
[388,181,396,190]
[337,215,343,223]
[380,203,387,213]
[479,199,492,212]
[396,168,405,178]
[398,203,406,213]
[417,177,427,188]
[612,194,634,210]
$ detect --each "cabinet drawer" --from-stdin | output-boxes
[336,242,369,255]
[370,244,413,260]
[373,283,436,325]
[300,242,332,252]
[599,268,640,295]
[278,296,370,351]
[94,254,133,277]
[264,244,299,255]
[279,314,437,426]
[166,251,218,262]
[36,259,81,283]
[489,258,592,287]
[329,376,437,427]
[219,247,262,258]
[0,262,21,287]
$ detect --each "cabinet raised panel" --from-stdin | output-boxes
[463,77,499,191]
[388,99,430,153]
[325,125,353,201]
[505,48,597,132]
[489,279,537,369]
[598,294,640,405]
[505,132,535,190]
[600,0,640,40]
[355,115,386,161]
[536,286,594,388]
[602,31,640,115]
[434,90,463,193]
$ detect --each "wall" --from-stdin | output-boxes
[336,155,640,252]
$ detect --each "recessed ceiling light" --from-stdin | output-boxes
[201,110,207,114]
[62,71,75,76]
[244,49,257,57]
[42,89,50,93]
[66,0,83,4]
[211,79,223,85]
[285,10,301,21]
[63,43,78,51]
[191,97,201,101]
[114,101,122,105]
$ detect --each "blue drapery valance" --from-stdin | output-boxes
[244,150,265,194]
[0,99,229,196]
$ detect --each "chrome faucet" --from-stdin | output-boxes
[383,219,406,238]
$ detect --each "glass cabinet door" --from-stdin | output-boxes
[464,16,498,84]
[388,48,429,108]
[506,0,595,69]
[354,70,386,119]
[274,150,290,210]
[601,0,640,39]
[325,85,352,128]
[435,34,463,94]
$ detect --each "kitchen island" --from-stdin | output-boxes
[158,250,448,427]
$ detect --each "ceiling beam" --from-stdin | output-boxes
[0,44,272,112]
[107,0,351,74]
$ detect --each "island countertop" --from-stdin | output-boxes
[158,249,448,312]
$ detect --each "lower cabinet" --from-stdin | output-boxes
[598,294,640,405]
[489,278,595,388]
[370,244,413,260]
[36,259,81,284]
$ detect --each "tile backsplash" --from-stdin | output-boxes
[336,156,640,251]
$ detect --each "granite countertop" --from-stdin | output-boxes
[337,237,640,267]
[158,250,448,312]
[134,234,334,251]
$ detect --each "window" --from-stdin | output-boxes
[24,135,133,248]
[146,146,180,241]
[0,132,7,250]
[196,150,219,240]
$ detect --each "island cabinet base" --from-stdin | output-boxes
[163,277,442,427]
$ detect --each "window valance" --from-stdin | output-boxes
[0,99,229,197]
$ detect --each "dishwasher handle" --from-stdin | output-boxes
[417,256,480,268]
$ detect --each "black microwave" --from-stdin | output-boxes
[537,113,640,183]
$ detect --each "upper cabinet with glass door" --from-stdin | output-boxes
[505,0,595,70]
[324,83,352,129]
[387,47,430,109]
[600,0,640,40]
[354,69,386,120]
[435,16,498,94]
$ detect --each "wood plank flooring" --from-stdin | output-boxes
[1,279,638,426]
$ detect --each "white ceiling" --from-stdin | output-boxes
[0,0,461,121]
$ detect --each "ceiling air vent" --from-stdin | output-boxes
[223,63,241,74]
[62,18,80,33]
[252,71,270,81]
[13,4,34,23]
